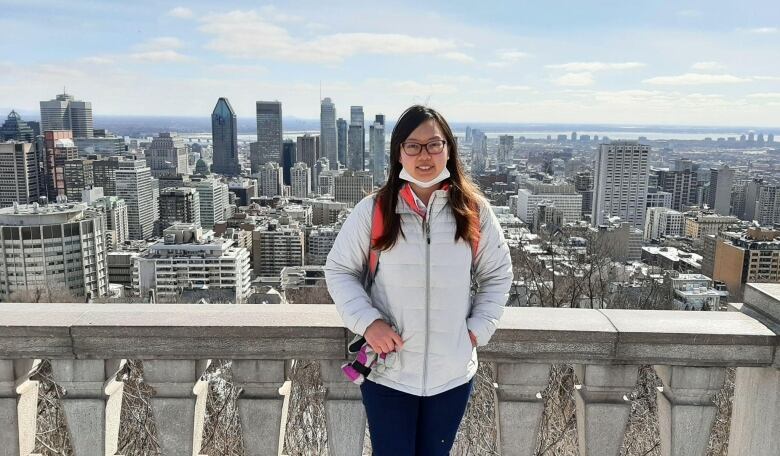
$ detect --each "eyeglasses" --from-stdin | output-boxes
[401,139,447,156]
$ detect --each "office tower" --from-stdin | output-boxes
[82,189,129,250]
[159,187,201,230]
[40,92,93,138]
[336,118,347,167]
[306,227,338,265]
[498,135,514,165]
[297,134,319,187]
[43,130,79,201]
[0,142,41,207]
[92,157,120,196]
[320,98,338,170]
[116,159,155,240]
[768,133,775,143]
[375,114,385,127]
[134,224,252,303]
[227,179,257,206]
[591,140,649,229]
[256,101,283,165]
[574,171,593,217]
[190,176,229,231]
[318,170,336,195]
[290,162,311,198]
[0,203,108,298]
[643,207,684,241]
[252,222,305,277]
[211,97,240,176]
[370,120,386,185]
[708,166,735,215]
[645,188,673,209]
[282,139,296,185]
[64,158,94,201]
[146,132,188,177]
[516,181,583,226]
[257,162,283,197]
[570,132,577,141]
[0,111,35,142]
[656,167,698,211]
[471,130,487,174]
[348,124,365,171]
[748,182,780,226]
[333,170,373,205]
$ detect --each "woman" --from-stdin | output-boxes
[324,105,513,455]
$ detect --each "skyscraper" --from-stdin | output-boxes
[591,140,649,230]
[43,130,79,201]
[320,98,338,170]
[40,93,93,138]
[146,132,189,178]
[92,157,120,196]
[290,162,311,198]
[0,111,35,142]
[348,106,365,171]
[282,140,296,185]
[159,187,201,230]
[333,170,373,205]
[115,159,155,240]
[257,162,283,197]
[256,101,283,165]
[370,120,386,185]
[211,97,240,176]
[0,142,41,207]
[337,118,347,167]
[189,176,229,230]
[498,135,514,165]
[64,158,94,202]
[296,134,319,187]
[708,166,735,215]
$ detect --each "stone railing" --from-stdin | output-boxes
[1,283,778,456]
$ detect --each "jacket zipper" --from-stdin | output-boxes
[422,192,436,395]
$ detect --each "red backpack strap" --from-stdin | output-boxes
[469,203,481,266]
[367,196,384,283]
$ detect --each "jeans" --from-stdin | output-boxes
[360,379,474,455]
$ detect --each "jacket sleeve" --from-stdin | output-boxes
[467,198,513,347]
[324,195,384,336]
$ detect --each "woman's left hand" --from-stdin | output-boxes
[468,330,477,348]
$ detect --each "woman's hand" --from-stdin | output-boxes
[364,319,404,354]
[468,330,478,348]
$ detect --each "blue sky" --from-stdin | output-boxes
[1,0,779,126]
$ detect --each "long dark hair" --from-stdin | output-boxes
[373,105,484,251]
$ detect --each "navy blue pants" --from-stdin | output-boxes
[360,379,474,455]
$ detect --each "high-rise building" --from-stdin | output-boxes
[348,124,365,171]
[318,169,336,195]
[498,135,514,165]
[744,181,780,226]
[290,162,311,198]
[336,118,347,167]
[710,227,780,299]
[211,97,240,176]
[252,222,305,277]
[82,189,128,251]
[516,181,582,226]
[0,203,108,298]
[256,101,283,165]
[134,224,252,303]
[146,132,188,178]
[643,207,684,241]
[0,111,35,142]
[297,134,319,188]
[257,162,283,197]
[159,187,201,230]
[43,130,79,201]
[310,199,347,225]
[645,188,673,209]
[0,142,41,207]
[306,227,339,265]
[64,158,94,202]
[189,176,229,231]
[591,141,649,229]
[574,171,593,217]
[370,120,385,185]
[471,130,487,174]
[656,166,698,211]
[320,98,338,170]
[708,166,735,215]
[92,157,120,196]
[115,159,155,240]
[227,179,257,207]
[40,93,93,138]
[282,139,296,185]
[333,170,373,205]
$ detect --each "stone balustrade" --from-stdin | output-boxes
[0,283,778,456]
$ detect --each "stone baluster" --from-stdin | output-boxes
[231,360,287,456]
[319,359,366,456]
[13,359,41,456]
[574,364,638,456]
[49,360,111,456]
[104,359,126,456]
[653,365,725,456]
[143,360,202,456]
[496,362,551,456]
[0,360,23,456]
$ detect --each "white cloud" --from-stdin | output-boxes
[691,61,725,71]
[553,72,594,87]
[754,75,780,81]
[390,81,458,95]
[747,92,780,99]
[643,73,751,85]
[167,7,194,19]
[441,52,474,63]
[79,56,114,65]
[497,50,530,62]
[130,50,193,63]
[256,5,304,23]
[199,10,458,63]
[740,27,778,34]
[547,61,645,72]
[135,37,184,51]
[496,84,532,91]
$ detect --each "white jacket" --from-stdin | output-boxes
[324,187,513,396]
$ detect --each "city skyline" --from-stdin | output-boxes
[1,1,779,126]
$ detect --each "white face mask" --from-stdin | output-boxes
[399,165,451,188]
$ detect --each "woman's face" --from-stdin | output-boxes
[398,119,449,182]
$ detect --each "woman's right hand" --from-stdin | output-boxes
[364,319,404,354]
